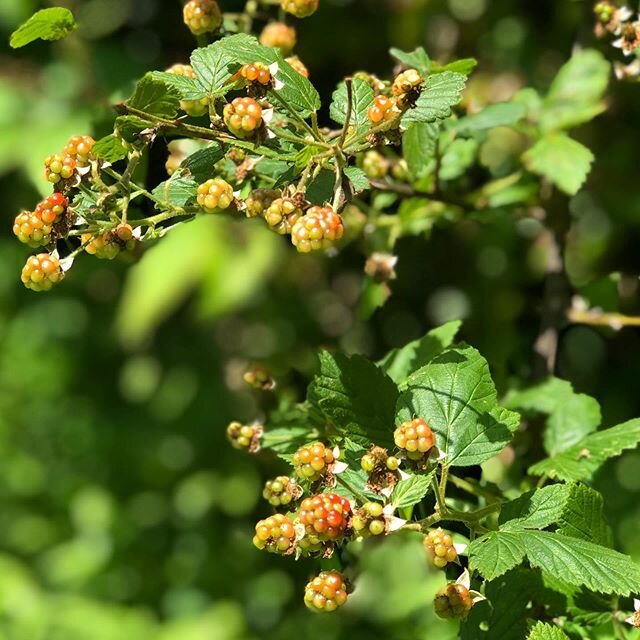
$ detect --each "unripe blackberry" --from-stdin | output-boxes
[227,421,262,451]
[253,513,297,554]
[240,62,272,86]
[293,442,334,481]
[262,476,300,507]
[386,456,399,470]
[299,493,351,541]
[424,528,458,569]
[367,95,400,125]
[166,64,209,117]
[594,1,615,24]
[297,532,323,555]
[259,22,297,55]
[44,154,77,186]
[243,364,274,389]
[361,150,389,179]
[286,56,309,78]
[263,197,303,235]
[391,68,424,108]
[115,223,134,243]
[290,206,344,253]
[391,159,409,181]
[394,418,435,460]
[183,0,222,35]
[353,502,386,536]
[434,583,473,620]
[13,211,52,247]
[82,231,122,260]
[63,135,95,167]
[244,189,279,218]
[304,571,348,613]
[360,453,376,472]
[21,253,65,292]
[281,0,319,19]
[223,97,264,138]
[197,178,234,212]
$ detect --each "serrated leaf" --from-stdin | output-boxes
[379,320,461,385]
[401,72,466,125]
[455,102,526,135]
[402,122,439,181]
[529,418,640,481]
[540,49,610,132]
[152,175,198,208]
[308,352,398,449]
[396,345,520,466]
[522,133,594,196]
[115,116,151,143]
[10,8,77,48]
[150,71,207,101]
[470,530,640,595]
[305,169,334,206]
[439,138,478,181]
[389,47,431,75]
[527,622,570,640]
[127,74,180,119]
[180,144,224,182]
[505,377,601,456]
[468,531,526,580]
[391,471,435,509]
[558,484,611,546]
[261,426,317,454]
[500,484,572,531]
[431,58,478,76]
[190,44,236,98]
[344,166,370,193]
[330,78,375,133]
[91,135,128,163]
[334,468,379,503]
[211,34,320,115]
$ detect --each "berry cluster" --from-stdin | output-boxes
[434,583,473,620]
[353,502,386,536]
[394,418,436,460]
[244,189,279,218]
[291,206,345,253]
[391,68,424,108]
[226,421,262,451]
[253,513,297,554]
[262,476,300,507]
[281,0,319,18]
[21,253,65,292]
[243,364,275,390]
[259,22,297,55]
[299,493,352,541]
[183,0,222,35]
[223,97,264,138]
[304,571,348,613]
[424,528,458,569]
[63,135,95,167]
[293,442,335,481]
[197,178,235,212]
[166,64,209,117]
[44,153,77,186]
[367,95,401,125]
[82,224,135,260]
[13,193,68,248]
[361,150,389,180]
[264,197,303,235]
[240,62,272,86]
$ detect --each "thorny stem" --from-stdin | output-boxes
[267,90,322,143]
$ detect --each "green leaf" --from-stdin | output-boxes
[379,320,461,385]
[527,622,570,640]
[344,166,370,193]
[540,49,610,132]
[470,530,640,595]
[308,352,399,449]
[431,58,478,76]
[558,484,611,546]
[91,135,127,163]
[389,47,431,75]
[127,74,180,119]
[305,169,334,206]
[439,138,478,181]
[500,484,572,531]
[396,345,520,466]
[505,377,601,456]
[262,426,317,454]
[402,122,439,181]
[401,72,467,125]
[211,34,320,115]
[334,468,379,503]
[150,71,207,101]
[180,144,225,182]
[529,418,640,481]
[114,116,151,143]
[391,471,435,509]
[152,175,198,208]
[329,78,375,133]
[10,8,77,48]
[455,102,526,135]
[522,133,594,196]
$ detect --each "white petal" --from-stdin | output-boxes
[454,542,467,554]
[434,446,447,461]
[456,568,471,589]
[273,77,285,91]
[387,516,407,532]
[77,165,91,176]
[626,615,636,626]
[332,445,341,458]
[268,61,279,76]
[380,485,394,498]
[59,255,75,272]
[132,226,143,239]
[398,469,412,481]
[332,460,348,474]
[382,504,396,516]
[613,37,624,49]
[262,108,275,124]
[634,598,640,611]
[294,523,306,541]
[470,590,486,604]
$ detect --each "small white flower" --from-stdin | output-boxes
[625,598,640,627]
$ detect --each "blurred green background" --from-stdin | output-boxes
[1,0,640,638]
